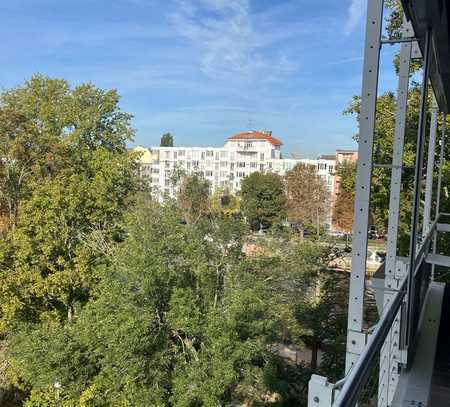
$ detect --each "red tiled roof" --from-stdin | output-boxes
[228,131,283,146]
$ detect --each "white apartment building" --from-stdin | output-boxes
[135,130,335,202]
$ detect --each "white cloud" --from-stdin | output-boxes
[328,56,363,65]
[343,0,365,36]
[169,0,298,82]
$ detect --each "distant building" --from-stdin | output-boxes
[133,146,153,181]
[335,149,358,164]
[331,149,358,231]
[134,130,338,227]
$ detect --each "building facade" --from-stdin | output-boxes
[135,131,336,201]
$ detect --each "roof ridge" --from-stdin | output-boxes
[228,130,283,146]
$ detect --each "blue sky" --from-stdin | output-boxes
[0,0,399,157]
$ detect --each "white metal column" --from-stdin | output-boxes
[432,116,447,279]
[423,95,439,236]
[379,21,413,407]
[345,0,384,373]
[385,24,413,279]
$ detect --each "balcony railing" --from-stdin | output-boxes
[309,214,446,407]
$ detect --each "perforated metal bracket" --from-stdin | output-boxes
[308,375,334,407]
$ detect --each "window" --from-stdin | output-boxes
[220,151,228,159]
[215,152,220,160]
[260,153,264,161]
[151,168,159,174]
[230,163,235,170]
[165,161,170,168]
[178,150,185,157]
[206,150,214,157]
[174,151,177,159]
[250,162,257,168]
[201,151,205,160]
[260,164,264,171]
[206,171,213,177]
[165,151,171,159]
[220,171,227,177]
[221,161,228,167]
[238,162,246,168]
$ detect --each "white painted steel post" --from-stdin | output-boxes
[423,95,439,236]
[380,21,413,407]
[385,23,413,278]
[345,0,384,373]
[406,28,432,356]
[432,116,447,280]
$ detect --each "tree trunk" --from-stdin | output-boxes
[68,304,74,321]
[316,207,320,240]
[310,341,319,370]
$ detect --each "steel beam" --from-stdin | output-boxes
[422,95,439,236]
[432,115,447,279]
[381,22,413,406]
[406,28,432,355]
[345,0,384,373]
[385,24,413,278]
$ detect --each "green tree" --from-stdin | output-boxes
[293,271,348,371]
[211,187,240,217]
[343,88,423,249]
[333,161,357,233]
[253,235,347,378]
[0,76,139,403]
[285,163,329,239]
[8,201,286,406]
[160,132,174,147]
[177,174,211,224]
[240,172,287,231]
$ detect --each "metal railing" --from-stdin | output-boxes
[333,215,441,407]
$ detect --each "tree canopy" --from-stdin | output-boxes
[0,77,350,406]
[160,132,174,147]
[240,172,287,231]
[285,163,329,238]
[177,174,211,224]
